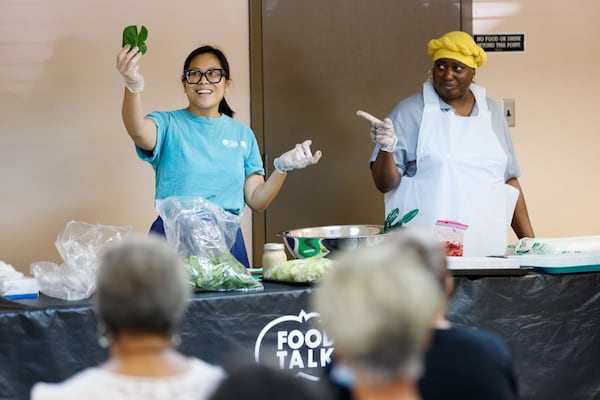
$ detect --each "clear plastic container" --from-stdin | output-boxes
[435,220,468,257]
[262,243,287,274]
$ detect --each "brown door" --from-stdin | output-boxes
[250,0,471,261]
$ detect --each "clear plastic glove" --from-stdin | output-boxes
[273,140,322,174]
[116,45,145,93]
[356,110,398,152]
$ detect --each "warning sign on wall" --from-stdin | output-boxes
[474,33,525,52]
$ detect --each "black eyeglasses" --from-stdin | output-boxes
[183,68,225,84]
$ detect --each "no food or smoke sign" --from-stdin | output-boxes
[474,33,525,52]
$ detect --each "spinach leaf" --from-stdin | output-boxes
[137,26,148,54]
[121,25,148,54]
[186,254,263,292]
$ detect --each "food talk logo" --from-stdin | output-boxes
[254,310,333,381]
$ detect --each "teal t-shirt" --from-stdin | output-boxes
[137,110,265,215]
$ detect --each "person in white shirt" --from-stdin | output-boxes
[31,235,225,400]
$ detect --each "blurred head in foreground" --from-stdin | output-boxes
[312,227,444,392]
[95,234,191,340]
[31,235,226,400]
[389,226,451,296]
[209,363,330,400]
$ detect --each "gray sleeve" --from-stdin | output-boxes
[369,93,424,177]
[487,98,521,180]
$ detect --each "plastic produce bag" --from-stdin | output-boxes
[0,260,23,281]
[515,236,600,255]
[263,258,333,283]
[157,196,263,292]
[30,221,132,301]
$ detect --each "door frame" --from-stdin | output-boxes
[248,0,472,262]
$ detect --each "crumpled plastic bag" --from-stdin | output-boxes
[157,196,263,292]
[516,235,600,255]
[0,260,23,281]
[30,221,132,301]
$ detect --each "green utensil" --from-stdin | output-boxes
[384,208,400,231]
[383,208,419,233]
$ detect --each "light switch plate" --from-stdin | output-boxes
[502,98,515,127]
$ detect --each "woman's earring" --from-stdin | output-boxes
[98,335,111,348]
[427,69,432,80]
[97,324,111,348]
[171,333,182,347]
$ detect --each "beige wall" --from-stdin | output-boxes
[473,0,600,242]
[1,1,598,273]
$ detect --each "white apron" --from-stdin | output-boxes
[385,81,519,256]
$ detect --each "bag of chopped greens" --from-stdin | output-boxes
[157,197,262,292]
[264,257,333,283]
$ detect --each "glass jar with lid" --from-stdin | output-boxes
[262,242,287,274]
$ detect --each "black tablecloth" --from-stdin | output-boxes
[448,272,600,400]
[0,282,320,400]
[1,274,600,400]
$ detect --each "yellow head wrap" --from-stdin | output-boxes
[427,31,487,69]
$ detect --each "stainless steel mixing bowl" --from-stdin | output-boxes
[282,224,386,259]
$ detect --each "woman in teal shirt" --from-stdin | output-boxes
[116,44,322,266]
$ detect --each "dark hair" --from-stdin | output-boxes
[182,45,235,117]
[209,364,331,400]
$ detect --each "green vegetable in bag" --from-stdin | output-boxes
[122,25,148,54]
[186,253,263,292]
[265,257,333,283]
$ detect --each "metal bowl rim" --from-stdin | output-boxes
[282,224,384,239]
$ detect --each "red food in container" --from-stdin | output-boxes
[443,240,464,256]
[435,220,469,257]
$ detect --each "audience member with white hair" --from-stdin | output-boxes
[312,230,444,400]
[31,235,225,400]
[321,227,519,400]
[406,228,520,400]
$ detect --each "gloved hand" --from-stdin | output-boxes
[274,140,322,174]
[356,110,398,152]
[116,45,145,93]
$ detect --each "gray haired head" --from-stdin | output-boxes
[312,228,444,383]
[387,226,449,290]
[95,235,191,338]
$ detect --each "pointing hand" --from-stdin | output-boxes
[356,110,397,152]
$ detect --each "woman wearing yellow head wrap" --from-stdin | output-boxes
[427,30,487,69]
[359,31,534,256]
